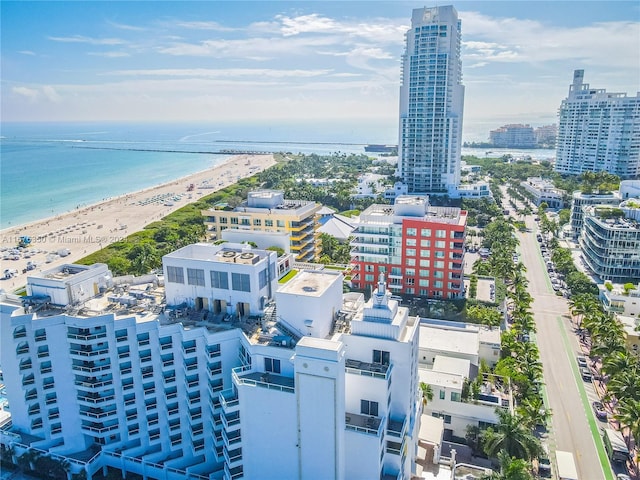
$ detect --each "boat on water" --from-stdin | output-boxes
[364,144,397,153]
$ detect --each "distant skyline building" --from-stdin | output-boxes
[398,6,464,196]
[489,124,536,148]
[555,69,640,179]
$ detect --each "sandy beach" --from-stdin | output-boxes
[0,154,276,292]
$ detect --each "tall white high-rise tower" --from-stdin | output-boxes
[555,69,640,179]
[398,6,465,195]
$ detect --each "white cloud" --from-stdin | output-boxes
[89,51,131,58]
[106,68,333,79]
[48,35,126,46]
[12,86,39,101]
[42,86,61,102]
[18,50,35,56]
[173,20,236,32]
[106,20,147,32]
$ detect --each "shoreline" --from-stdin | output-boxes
[1,156,237,233]
[0,153,277,292]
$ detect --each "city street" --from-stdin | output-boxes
[516,210,613,479]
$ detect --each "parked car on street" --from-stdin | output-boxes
[581,367,593,382]
[592,401,607,420]
[577,356,588,368]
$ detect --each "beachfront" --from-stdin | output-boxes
[0,154,276,293]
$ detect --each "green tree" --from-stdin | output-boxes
[481,409,543,460]
[481,450,534,480]
[420,382,434,406]
[126,242,160,275]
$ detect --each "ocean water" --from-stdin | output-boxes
[0,121,395,229]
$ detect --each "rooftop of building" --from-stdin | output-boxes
[277,269,341,298]
[163,243,271,263]
[358,201,466,226]
[584,205,640,230]
[618,315,640,338]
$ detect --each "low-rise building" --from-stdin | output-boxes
[600,283,640,318]
[489,124,536,148]
[569,190,622,240]
[619,315,640,356]
[579,202,640,282]
[520,177,564,209]
[456,181,492,199]
[419,355,512,439]
[163,243,278,317]
[201,190,321,262]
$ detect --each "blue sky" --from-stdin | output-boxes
[1,1,639,141]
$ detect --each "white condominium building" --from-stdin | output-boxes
[398,6,464,196]
[1,248,422,479]
[555,69,640,179]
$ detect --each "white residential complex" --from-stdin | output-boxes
[398,6,464,196]
[520,177,565,209]
[1,243,424,480]
[555,69,640,179]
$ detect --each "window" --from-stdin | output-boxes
[187,268,205,286]
[436,230,446,238]
[373,350,390,365]
[406,249,416,257]
[451,392,461,402]
[230,217,238,225]
[421,228,431,237]
[435,251,445,258]
[365,265,375,272]
[434,281,443,288]
[420,250,430,258]
[419,279,429,287]
[360,399,379,417]
[435,261,445,269]
[259,269,268,289]
[439,390,445,400]
[166,266,184,284]
[419,269,429,277]
[406,269,415,276]
[435,241,445,249]
[264,357,281,374]
[265,220,273,227]
[365,274,374,282]
[406,258,416,266]
[253,219,261,226]
[420,239,431,247]
[219,217,228,224]
[406,278,415,286]
[406,238,416,247]
[391,267,402,276]
[210,270,229,289]
[419,259,430,267]
[406,228,417,236]
[277,220,286,228]
[240,218,250,226]
[231,273,251,292]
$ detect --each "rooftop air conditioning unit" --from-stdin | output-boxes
[219,251,238,263]
[236,252,259,265]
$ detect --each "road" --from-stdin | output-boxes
[511,204,612,479]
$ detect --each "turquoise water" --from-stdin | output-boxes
[1,121,393,229]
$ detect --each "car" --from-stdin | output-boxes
[616,475,631,480]
[592,401,607,420]
[581,367,593,382]
[577,356,588,368]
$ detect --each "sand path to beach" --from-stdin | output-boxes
[0,154,276,292]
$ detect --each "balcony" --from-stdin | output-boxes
[77,392,116,405]
[220,388,239,412]
[345,359,392,381]
[345,412,386,437]
[232,366,295,394]
[69,345,109,358]
[224,464,244,480]
[67,330,107,342]
[71,360,111,373]
[222,410,241,430]
[386,416,407,439]
[222,428,242,447]
[80,407,118,419]
[224,446,243,466]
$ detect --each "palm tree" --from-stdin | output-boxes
[601,351,639,380]
[482,409,543,460]
[517,395,551,430]
[615,398,640,444]
[480,450,534,480]
[420,382,433,406]
[608,370,640,404]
